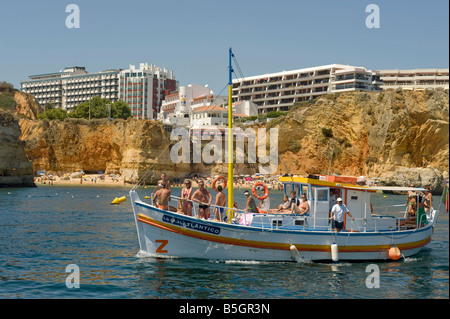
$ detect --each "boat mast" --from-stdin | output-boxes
[228,48,234,216]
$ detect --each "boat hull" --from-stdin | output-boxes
[130,191,433,262]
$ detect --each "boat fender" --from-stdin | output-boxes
[251,182,269,200]
[290,244,302,263]
[212,176,227,192]
[331,243,339,262]
[111,196,126,205]
[388,245,401,260]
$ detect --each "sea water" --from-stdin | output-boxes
[0,186,448,299]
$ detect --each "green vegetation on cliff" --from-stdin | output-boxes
[69,96,131,120]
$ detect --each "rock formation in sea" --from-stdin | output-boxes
[0,108,35,187]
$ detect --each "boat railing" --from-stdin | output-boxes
[163,195,249,224]
[145,194,429,231]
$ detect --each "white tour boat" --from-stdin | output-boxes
[130,175,439,262]
[129,49,440,262]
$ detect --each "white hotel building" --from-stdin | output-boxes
[380,69,449,91]
[159,83,257,128]
[232,64,382,113]
[21,63,177,119]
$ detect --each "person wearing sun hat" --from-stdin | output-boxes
[330,197,354,232]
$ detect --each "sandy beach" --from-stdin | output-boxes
[35,174,129,188]
[33,174,262,189]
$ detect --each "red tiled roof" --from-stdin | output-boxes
[192,105,227,112]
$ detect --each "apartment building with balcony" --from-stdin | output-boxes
[21,66,120,111]
[21,63,177,119]
[231,64,382,113]
[380,68,449,91]
[120,63,177,119]
[63,68,120,111]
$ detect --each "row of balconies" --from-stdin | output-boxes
[36,98,61,103]
[238,88,332,104]
[235,72,334,86]
[65,94,118,102]
[381,78,449,84]
[34,93,61,98]
[22,81,61,87]
[65,88,118,95]
[233,82,332,96]
[65,75,118,83]
[65,83,118,88]
[381,75,448,80]
[382,82,449,87]
[24,88,61,94]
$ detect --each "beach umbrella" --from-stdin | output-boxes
[38,171,45,175]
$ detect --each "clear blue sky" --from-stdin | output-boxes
[1,0,448,94]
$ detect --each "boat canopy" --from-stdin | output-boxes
[279,176,427,192]
[279,176,375,191]
[365,186,427,192]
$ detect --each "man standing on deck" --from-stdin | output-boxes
[213,185,227,221]
[152,182,171,211]
[192,180,212,219]
[330,198,354,232]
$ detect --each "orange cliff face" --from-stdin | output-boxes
[13,90,450,191]
[19,117,174,183]
[269,90,449,192]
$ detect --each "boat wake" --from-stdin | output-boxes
[135,250,180,259]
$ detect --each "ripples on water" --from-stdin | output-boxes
[0,186,448,299]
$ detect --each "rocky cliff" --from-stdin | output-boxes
[14,90,450,192]
[19,117,244,184]
[271,90,449,193]
[13,90,42,120]
[0,109,35,187]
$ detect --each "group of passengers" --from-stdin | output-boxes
[403,184,433,227]
[275,190,354,232]
[276,191,310,216]
[152,173,357,232]
[152,173,219,220]
[152,173,309,222]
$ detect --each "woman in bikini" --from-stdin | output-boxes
[277,195,290,211]
[292,193,310,215]
[180,180,194,216]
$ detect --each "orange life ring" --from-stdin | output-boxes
[252,182,269,200]
[212,176,227,192]
[257,208,267,214]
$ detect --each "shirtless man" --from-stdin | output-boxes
[192,180,212,219]
[152,182,171,210]
[153,172,171,194]
[213,185,227,221]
